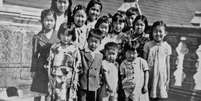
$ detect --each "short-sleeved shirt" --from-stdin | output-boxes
[102,60,119,95]
[120,57,149,99]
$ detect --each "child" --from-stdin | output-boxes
[104,12,127,45]
[123,7,140,32]
[31,9,59,101]
[99,42,119,101]
[131,15,150,58]
[86,0,103,29]
[50,0,72,31]
[47,23,80,101]
[72,4,89,49]
[144,21,171,101]
[120,42,149,101]
[78,29,103,101]
[94,15,110,51]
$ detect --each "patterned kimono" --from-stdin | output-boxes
[31,30,59,94]
[74,25,90,49]
[47,42,81,101]
[130,33,150,58]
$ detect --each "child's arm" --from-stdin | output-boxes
[143,70,149,93]
[142,59,149,94]
[31,36,38,76]
[166,55,170,89]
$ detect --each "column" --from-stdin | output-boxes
[193,44,201,90]
[174,37,189,86]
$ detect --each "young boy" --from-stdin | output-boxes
[99,42,119,101]
[78,29,104,101]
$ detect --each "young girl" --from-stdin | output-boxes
[123,7,140,32]
[31,9,59,101]
[120,42,149,101]
[131,15,150,58]
[103,12,127,45]
[99,42,119,101]
[144,21,171,101]
[86,0,103,29]
[50,0,72,31]
[47,23,81,101]
[72,4,89,49]
[95,15,110,51]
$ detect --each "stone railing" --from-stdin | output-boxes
[166,25,201,101]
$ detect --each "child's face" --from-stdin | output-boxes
[134,19,145,34]
[60,34,72,45]
[105,48,118,62]
[74,10,87,27]
[153,25,166,42]
[56,0,69,13]
[88,4,101,21]
[127,14,137,27]
[43,15,55,30]
[87,36,101,51]
[126,50,138,61]
[113,20,125,33]
[98,22,109,34]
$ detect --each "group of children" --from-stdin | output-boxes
[30,0,172,101]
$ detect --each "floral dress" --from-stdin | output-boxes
[147,41,172,98]
[120,58,149,101]
[47,42,81,101]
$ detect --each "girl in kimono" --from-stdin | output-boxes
[144,21,171,101]
[131,15,150,58]
[72,4,89,49]
[47,23,81,101]
[50,0,72,31]
[86,0,103,29]
[31,9,59,101]
[120,42,149,101]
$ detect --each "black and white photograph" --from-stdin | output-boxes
[0,0,200,101]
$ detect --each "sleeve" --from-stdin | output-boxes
[30,35,38,72]
[143,42,150,54]
[167,43,172,56]
[147,48,154,67]
[102,61,109,73]
[119,61,125,76]
[141,59,149,71]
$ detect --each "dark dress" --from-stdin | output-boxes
[30,30,59,94]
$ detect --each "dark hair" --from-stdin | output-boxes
[72,4,87,25]
[57,23,76,41]
[86,0,103,15]
[50,0,72,23]
[150,20,167,39]
[73,4,86,17]
[126,7,139,17]
[40,9,56,30]
[87,28,103,41]
[112,12,126,23]
[123,41,139,52]
[95,15,110,29]
[133,15,148,33]
[104,42,119,51]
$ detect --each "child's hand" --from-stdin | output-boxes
[142,86,148,94]
[31,72,35,78]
